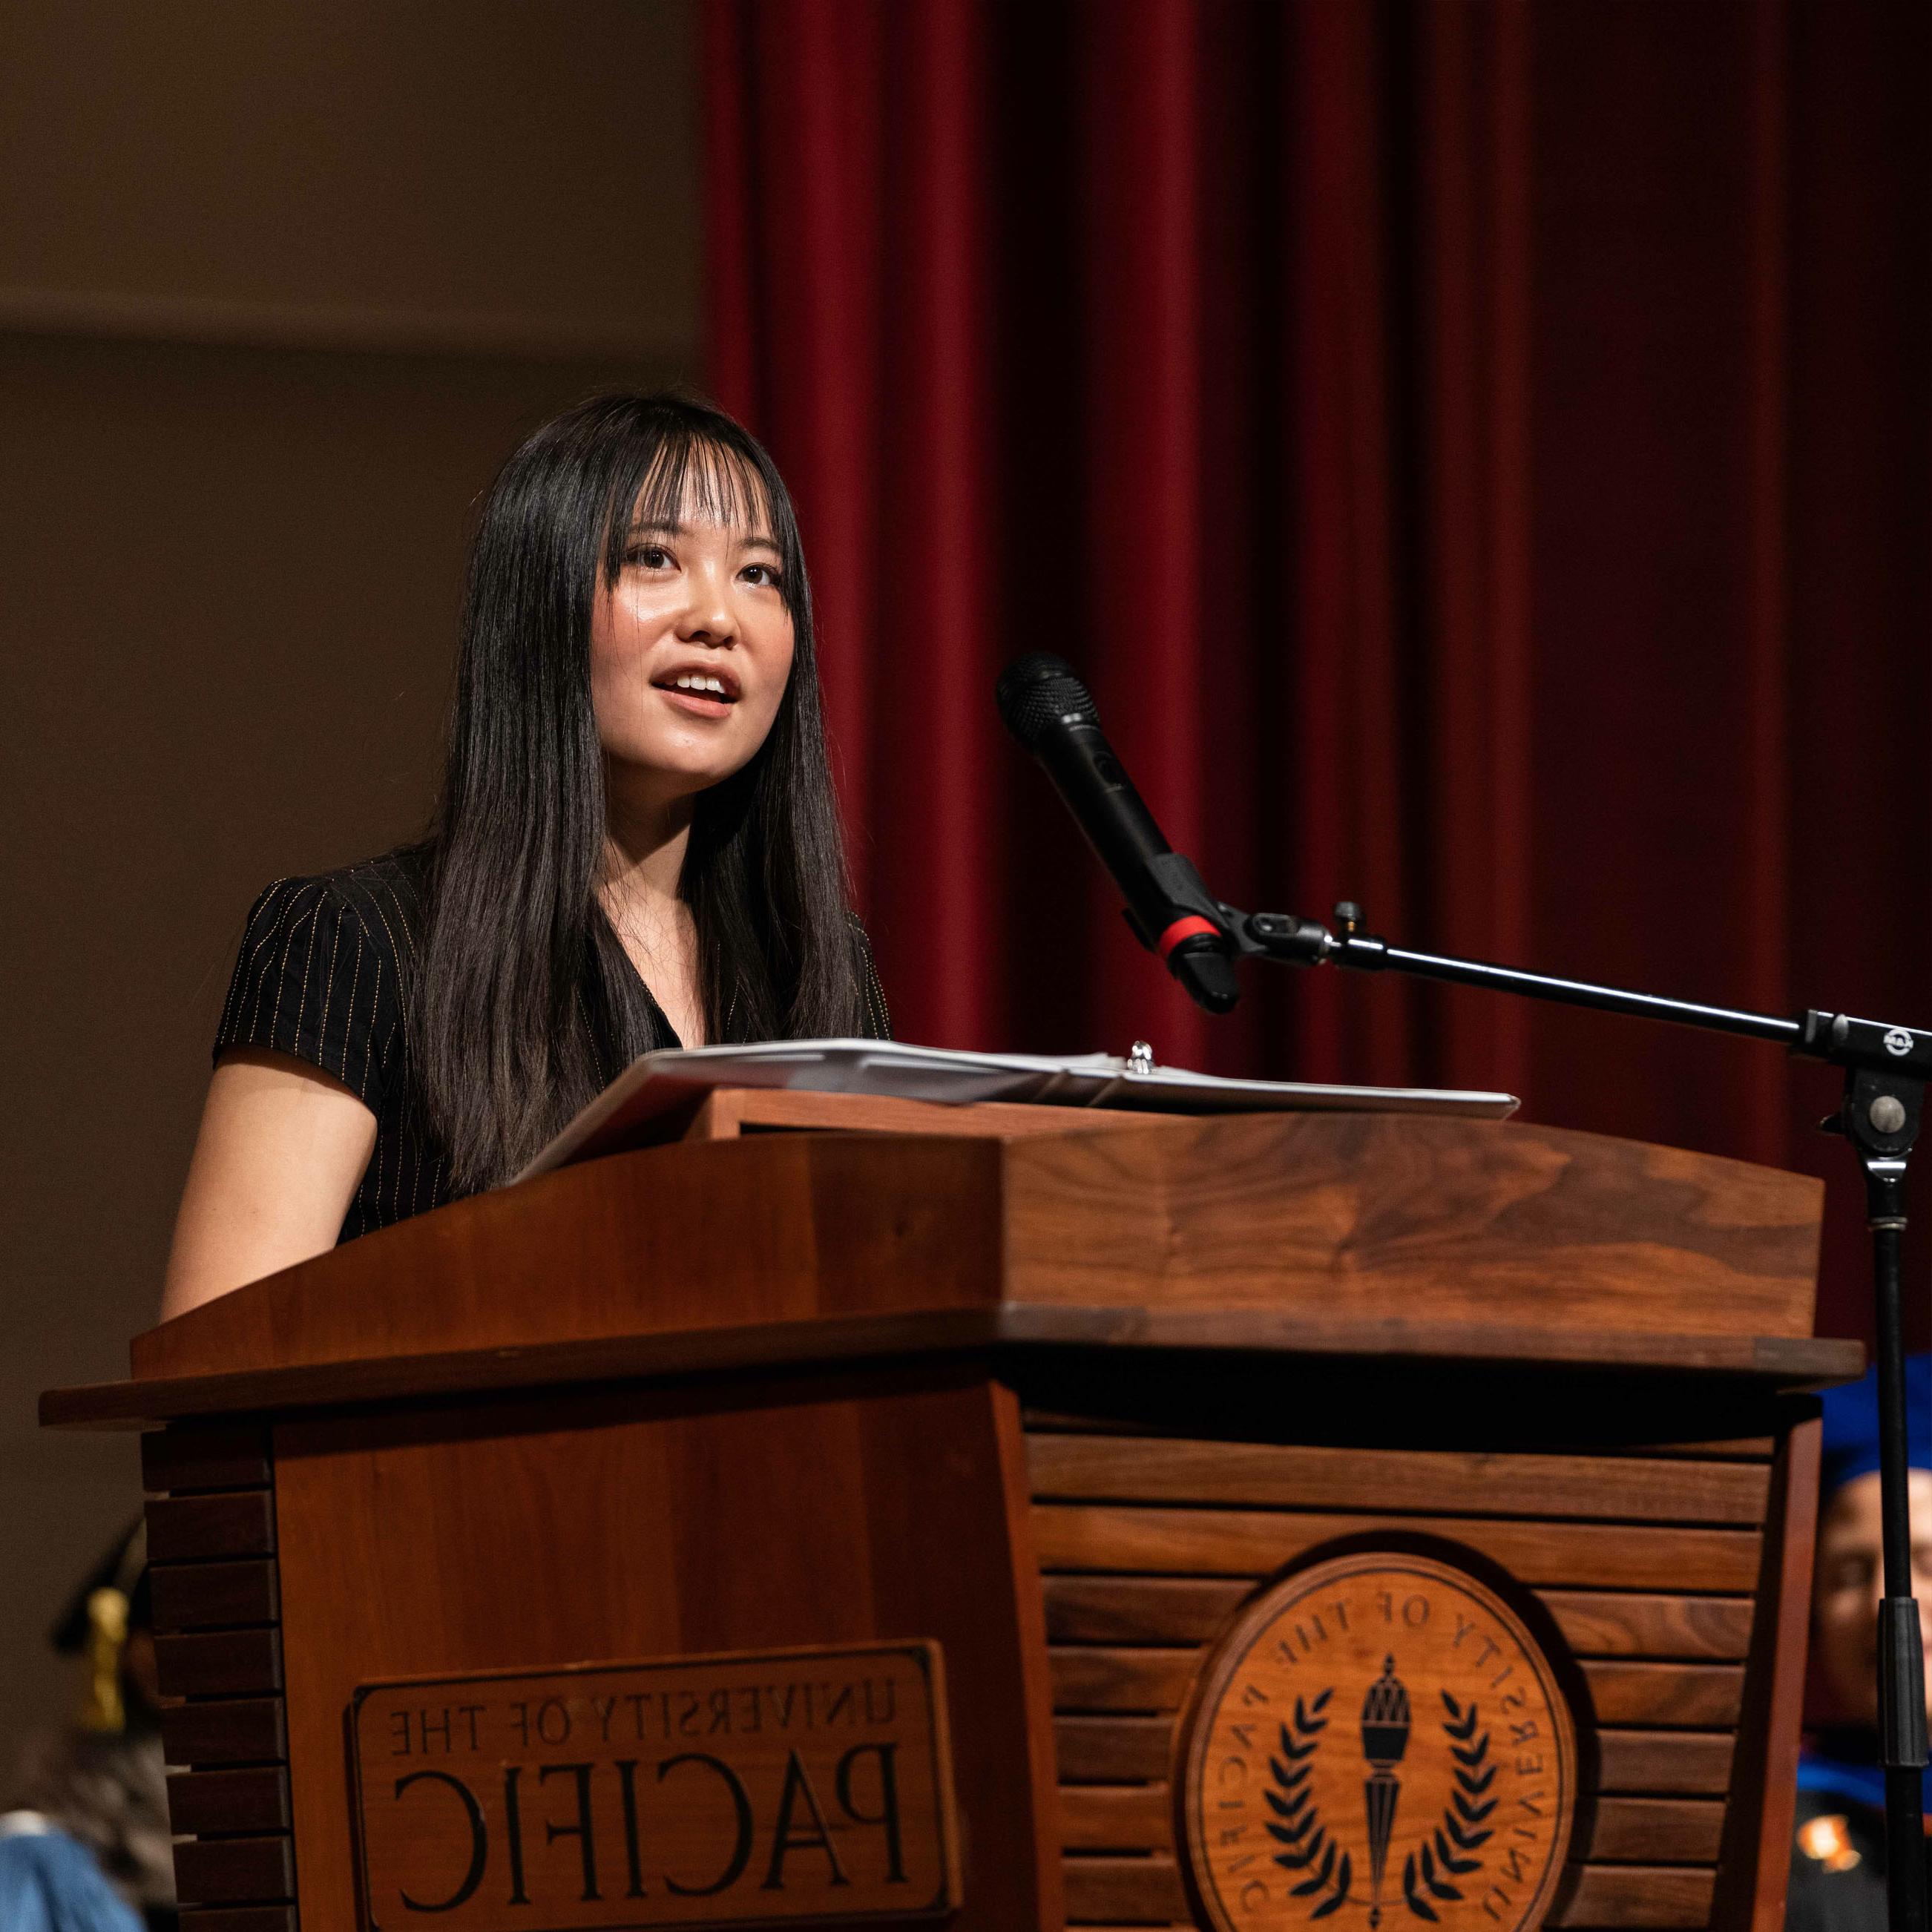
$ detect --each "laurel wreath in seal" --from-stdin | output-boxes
[1264,1689,1354,1917]
[1399,1692,1496,1923]
[1261,1687,1496,1922]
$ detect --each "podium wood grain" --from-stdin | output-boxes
[124,1112,1824,1388]
[45,1097,1850,1932]
[272,1370,1059,1932]
[1023,1392,1816,1932]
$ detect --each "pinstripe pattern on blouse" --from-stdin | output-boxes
[214,852,442,1241]
[214,850,893,1244]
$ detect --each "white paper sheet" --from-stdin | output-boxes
[510,1038,1518,1182]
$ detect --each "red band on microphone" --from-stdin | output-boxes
[1156,916,1220,960]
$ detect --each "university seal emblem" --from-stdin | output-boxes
[1179,1550,1575,1932]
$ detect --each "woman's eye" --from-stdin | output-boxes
[626,544,673,569]
[740,562,783,588]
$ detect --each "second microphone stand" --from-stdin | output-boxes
[1218,896,1930,1932]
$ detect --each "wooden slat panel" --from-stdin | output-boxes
[1055,1715,1172,1783]
[178,1910,298,1932]
[1586,1662,1741,1728]
[1048,1647,1741,1727]
[1059,1784,1174,1852]
[1028,1435,1770,1524]
[1049,1717,1738,1798]
[160,1698,287,1769]
[1587,1796,1726,1864]
[1538,1591,1753,1660]
[1062,1853,1187,1922]
[150,1559,280,1633]
[1062,1855,1717,1928]
[1597,1728,1735,1795]
[171,1836,295,1907]
[1551,1864,1716,1927]
[1046,1576,1249,1645]
[1022,1414,1775,1461]
[1033,1504,1761,1590]
[1055,1786,1725,1865]
[146,1492,275,1562]
[1066,1785,1731,1862]
[155,1629,282,1701]
[1042,1575,1755,1660]
[1051,1648,1194,1711]
[142,1425,271,1496]
[168,1768,292,1837]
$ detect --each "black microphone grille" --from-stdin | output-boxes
[996,653,1100,749]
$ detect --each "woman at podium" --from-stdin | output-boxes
[159,393,887,1319]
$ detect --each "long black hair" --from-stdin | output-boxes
[414,392,868,1188]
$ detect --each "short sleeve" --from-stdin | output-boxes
[213,877,401,1111]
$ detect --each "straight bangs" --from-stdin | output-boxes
[598,424,811,635]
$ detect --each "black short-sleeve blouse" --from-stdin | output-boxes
[213,849,891,1243]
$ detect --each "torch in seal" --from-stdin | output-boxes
[1361,1656,1412,1928]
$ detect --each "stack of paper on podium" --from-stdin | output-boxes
[513,1036,1518,1179]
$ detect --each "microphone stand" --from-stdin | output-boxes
[1215,896,1930,1932]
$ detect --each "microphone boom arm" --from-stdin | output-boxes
[1231,898,1932,1079]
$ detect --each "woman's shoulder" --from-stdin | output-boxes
[236,847,429,957]
[214,847,433,1102]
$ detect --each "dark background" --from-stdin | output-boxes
[6,0,1928,1765]
[1,0,700,1752]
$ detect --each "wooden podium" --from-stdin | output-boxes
[44,1095,1858,1932]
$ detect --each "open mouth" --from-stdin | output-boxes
[652,670,740,710]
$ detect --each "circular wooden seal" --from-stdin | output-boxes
[1179,1549,1576,1932]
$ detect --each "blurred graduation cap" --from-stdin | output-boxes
[47,1519,148,1733]
[1819,1355,1932,1502]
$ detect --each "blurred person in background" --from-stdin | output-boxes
[1790,1358,1932,1931]
[1,1522,174,1931]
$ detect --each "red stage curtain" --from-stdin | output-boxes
[705,0,1931,1341]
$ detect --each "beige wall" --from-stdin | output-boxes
[0,0,700,1757]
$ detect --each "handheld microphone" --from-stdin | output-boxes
[996,654,1241,1014]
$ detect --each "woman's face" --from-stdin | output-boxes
[589,461,795,809]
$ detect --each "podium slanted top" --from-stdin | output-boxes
[42,1097,1853,1429]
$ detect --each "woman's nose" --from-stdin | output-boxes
[680,561,738,642]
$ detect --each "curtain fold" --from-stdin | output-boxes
[705,0,1931,1341]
